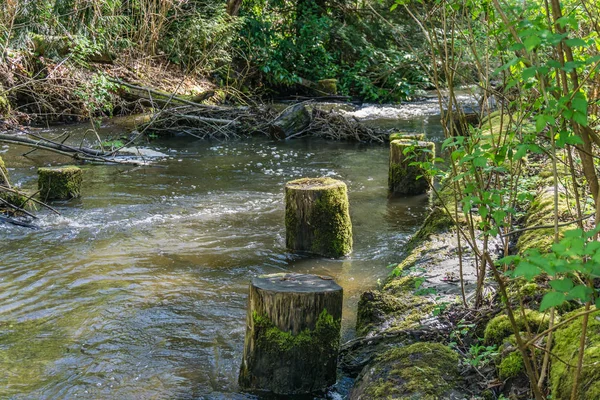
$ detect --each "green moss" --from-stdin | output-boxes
[388,140,435,195]
[550,307,600,400]
[285,177,352,258]
[0,156,8,186]
[484,309,549,345]
[356,342,460,399]
[404,206,454,252]
[316,79,338,94]
[240,308,341,392]
[498,351,524,380]
[388,132,426,142]
[517,188,571,254]
[38,166,83,200]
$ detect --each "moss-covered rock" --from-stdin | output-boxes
[356,290,434,337]
[389,139,435,195]
[38,166,83,200]
[350,342,461,400]
[517,186,571,254]
[483,309,549,346]
[285,177,352,257]
[550,307,600,400]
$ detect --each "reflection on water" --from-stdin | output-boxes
[0,123,440,398]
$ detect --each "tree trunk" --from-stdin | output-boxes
[239,273,343,395]
[285,177,352,257]
[389,139,435,195]
[226,0,243,16]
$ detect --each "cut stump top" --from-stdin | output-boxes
[390,139,433,148]
[253,273,342,294]
[285,177,345,191]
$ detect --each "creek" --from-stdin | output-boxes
[0,98,451,399]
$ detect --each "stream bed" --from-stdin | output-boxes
[0,101,447,399]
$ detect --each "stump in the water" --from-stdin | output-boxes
[389,139,435,195]
[238,273,343,395]
[0,156,8,186]
[269,103,312,139]
[285,177,352,257]
[316,79,338,95]
[388,132,426,142]
[38,166,83,200]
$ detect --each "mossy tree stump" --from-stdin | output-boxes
[239,273,343,395]
[389,140,435,195]
[388,132,425,142]
[285,177,352,257]
[316,79,338,95]
[0,156,9,186]
[38,166,83,200]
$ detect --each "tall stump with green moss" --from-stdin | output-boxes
[285,177,352,258]
[388,132,425,142]
[238,273,343,395]
[38,166,83,200]
[389,139,435,195]
[0,156,8,186]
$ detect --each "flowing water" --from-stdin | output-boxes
[0,100,448,399]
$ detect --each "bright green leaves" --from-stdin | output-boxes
[540,291,566,311]
[504,228,600,312]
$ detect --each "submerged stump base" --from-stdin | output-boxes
[389,140,435,195]
[239,273,343,395]
[285,177,352,258]
[38,166,83,200]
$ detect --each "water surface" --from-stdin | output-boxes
[0,105,443,399]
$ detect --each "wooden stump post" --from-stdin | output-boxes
[38,166,83,200]
[316,79,338,95]
[388,132,425,142]
[285,177,352,258]
[239,273,343,395]
[389,139,435,195]
[0,156,9,186]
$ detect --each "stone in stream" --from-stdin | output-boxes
[38,166,83,200]
[388,139,435,195]
[238,273,343,395]
[285,177,352,258]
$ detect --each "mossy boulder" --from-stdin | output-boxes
[550,307,600,400]
[38,166,83,200]
[517,186,571,254]
[349,342,461,400]
[389,139,435,195]
[285,177,352,258]
[356,289,434,337]
[483,309,549,346]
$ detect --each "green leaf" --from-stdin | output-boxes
[535,115,546,132]
[565,38,588,48]
[540,291,566,311]
[514,261,540,280]
[567,285,592,301]
[524,35,542,52]
[549,278,573,292]
[522,67,537,80]
[473,156,488,167]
